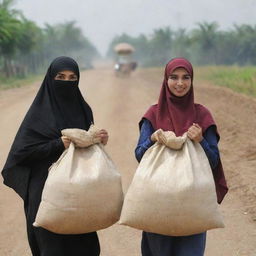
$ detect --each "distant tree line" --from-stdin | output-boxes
[107,22,256,67]
[0,0,99,78]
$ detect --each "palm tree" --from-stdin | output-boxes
[0,0,22,76]
[191,22,219,65]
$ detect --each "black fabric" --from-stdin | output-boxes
[2,56,93,200]
[2,56,99,255]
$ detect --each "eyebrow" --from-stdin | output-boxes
[170,73,190,76]
[56,72,77,76]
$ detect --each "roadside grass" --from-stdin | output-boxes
[195,66,256,97]
[0,74,43,90]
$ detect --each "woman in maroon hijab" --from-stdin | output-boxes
[135,58,228,256]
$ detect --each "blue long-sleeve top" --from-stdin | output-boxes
[135,119,220,169]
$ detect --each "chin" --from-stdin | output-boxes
[174,92,186,97]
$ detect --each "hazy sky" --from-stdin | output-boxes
[15,0,256,55]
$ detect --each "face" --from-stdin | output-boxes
[167,68,192,97]
[54,70,78,81]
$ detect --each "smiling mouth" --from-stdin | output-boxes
[175,87,185,92]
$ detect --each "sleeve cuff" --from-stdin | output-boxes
[143,137,154,149]
[199,137,208,148]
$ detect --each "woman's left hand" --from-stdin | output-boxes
[187,123,203,142]
[96,129,109,145]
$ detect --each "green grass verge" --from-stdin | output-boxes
[195,66,256,97]
[0,74,43,90]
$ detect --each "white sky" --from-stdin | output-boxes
[15,0,256,55]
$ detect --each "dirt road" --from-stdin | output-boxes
[0,67,255,255]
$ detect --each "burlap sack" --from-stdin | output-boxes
[33,126,123,234]
[120,129,224,236]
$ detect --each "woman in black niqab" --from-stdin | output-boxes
[2,56,101,256]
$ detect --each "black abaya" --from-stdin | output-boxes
[2,56,100,256]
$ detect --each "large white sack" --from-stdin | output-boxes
[33,126,123,234]
[120,129,224,236]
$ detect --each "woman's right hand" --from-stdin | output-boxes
[61,136,71,149]
[151,133,157,142]
[151,130,166,144]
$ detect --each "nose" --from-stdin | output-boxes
[177,78,183,85]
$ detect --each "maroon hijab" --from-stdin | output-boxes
[142,58,228,203]
[143,58,215,135]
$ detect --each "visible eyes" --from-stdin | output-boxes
[55,74,65,80]
[68,75,78,81]
[169,75,190,80]
[55,73,78,81]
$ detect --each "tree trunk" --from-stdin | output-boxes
[3,57,11,78]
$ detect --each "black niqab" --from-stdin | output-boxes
[2,56,93,199]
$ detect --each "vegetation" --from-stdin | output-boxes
[0,0,99,81]
[1,0,256,97]
[107,22,256,67]
[196,66,256,97]
[0,73,43,90]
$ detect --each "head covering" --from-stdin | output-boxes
[30,56,93,131]
[142,57,215,136]
[2,56,93,199]
[141,57,228,203]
